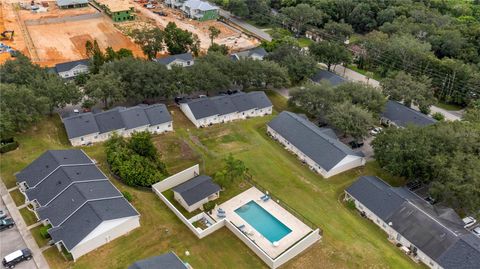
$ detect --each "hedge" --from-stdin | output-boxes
[0,138,19,154]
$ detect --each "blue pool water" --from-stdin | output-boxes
[234,200,292,243]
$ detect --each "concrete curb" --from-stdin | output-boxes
[0,180,50,269]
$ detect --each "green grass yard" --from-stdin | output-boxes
[0,95,421,269]
[19,207,37,226]
[31,225,50,248]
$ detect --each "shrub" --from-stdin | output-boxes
[122,191,133,202]
[39,224,52,239]
[0,138,19,154]
[345,199,356,210]
[432,112,445,121]
[203,201,216,212]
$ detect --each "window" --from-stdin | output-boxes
[396,234,402,241]
[157,126,160,129]
[94,135,98,139]
[80,137,84,141]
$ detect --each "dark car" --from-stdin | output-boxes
[2,249,32,268]
[349,141,364,149]
[0,218,15,232]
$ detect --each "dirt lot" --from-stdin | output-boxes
[18,2,97,21]
[27,16,144,64]
[133,2,259,52]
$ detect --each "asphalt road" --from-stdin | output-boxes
[218,9,272,41]
[0,198,36,269]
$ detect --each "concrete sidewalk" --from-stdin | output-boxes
[0,180,50,269]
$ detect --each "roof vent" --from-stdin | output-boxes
[45,165,49,168]
[76,171,80,175]
[57,180,62,186]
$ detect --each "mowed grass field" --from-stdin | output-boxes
[0,91,419,269]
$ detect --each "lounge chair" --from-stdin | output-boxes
[260,194,268,200]
[217,208,225,214]
[217,212,226,218]
[238,224,245,230]
[262,195,270,202]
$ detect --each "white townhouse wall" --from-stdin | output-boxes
[69,132,100,147]
[267,112,365,178]
[173,192,218,213]
[179,102,219,128]
[166,59,194,69]
[122,125,150,137]
[218,112,237,123]
[237,108,256,119]
[254,106,273,117]
[147,121,173,134]
[69,216,140,260]
[57,64,89,79]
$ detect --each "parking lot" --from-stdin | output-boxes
[0,197,36,269]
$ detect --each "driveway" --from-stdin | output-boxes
[0,195,37,269]
[0,181,49,269]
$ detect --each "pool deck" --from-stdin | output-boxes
[211,187,312,258]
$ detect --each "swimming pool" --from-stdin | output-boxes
[234,200,292,243]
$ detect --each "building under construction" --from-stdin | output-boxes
[93,0,135,22]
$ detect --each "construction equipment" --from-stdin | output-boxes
[0,30,14,41]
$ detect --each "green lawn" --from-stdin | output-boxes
[1,96,421,269]
[31,225,50,248]
[298,37,314,47]
[10,189,25,206]
[435,101,464,111]
[347,64,383,81]
[19,207,37,226]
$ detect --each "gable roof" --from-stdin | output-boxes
[210,95,237,115]
[231,47,268,60]
[20,150,138,252]
[346,176,480,268]
[144,104,172,125]
[62,104,173,139]
[172,175,220,206]
[311,70,347,86]
[49,197,138,250]
[230,93,257,112]
[26,164,106,206]
[183,0,218,11]
[382,100,437,127]
[268,111,361,171]
[129,252,187,269]
[154,53,193,65]
[16,150,93,187]
[247,91,272,109]
[55,59,89,73]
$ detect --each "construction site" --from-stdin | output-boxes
[0,0,260,66]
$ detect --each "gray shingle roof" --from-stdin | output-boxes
[62,113,99,139]
[94,108,125,134]
[382,100,437,127]
[16,150,93,187]
[144,104,172,125]
[231,47,268,61]
[155,53,193,65]
[62,104,173,139]
[55,59,89,73]
[36,180,122,226]
[129,252,187,269]
[268,111,359,171]
[183,0,218,11]
[346,176,480,268]
[311,70,347,86]
[26,164,106,206]
[49,198,138,250]
[120,107,151,130]
[172,175,220,206]
[185,92,272,120]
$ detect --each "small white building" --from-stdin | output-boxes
[16,149,140,261]
[230,47,268,61]
[154,53,194,70]
[180,91,273,128]
[267,111,365,178]
[63,104,173,146]
[345,176,480,269]
[172,175,220,213]
[55,59,89,79]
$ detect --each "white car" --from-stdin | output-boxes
[473,227,480,238]
[370,127,383,136]
[462,216,477,228]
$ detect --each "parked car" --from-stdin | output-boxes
[462,216,477,228]
[425,196,437,205]
[472,226,480,238]
[2,249,32,268]
[349,140,364,149]
[0,218,14,231]
[369,127,383,136]
[0,209,6,219]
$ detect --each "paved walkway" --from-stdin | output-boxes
[219,9,272,41]
[0,180,50,269]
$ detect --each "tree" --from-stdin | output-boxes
[323,21,354,42]
[164,22,200,56]
[381,71,435,112]
[463,107,480,123]
[232,59,289,89]
[227,0,249,17]
[104,47,133,61]
[335,82,386,114]
[132,27,164,60]
[281,4,323,36]
[267,45,317,83]
[208,26,221,46]
[215,154,247,188]
[208,43,229,55]
[84,72,125,108]
[85,40,105,74]
[129,131,158,160]
[289,82,340,118]
[32,74,81,114]
[326,102,374,139]
[309,41,352,71]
